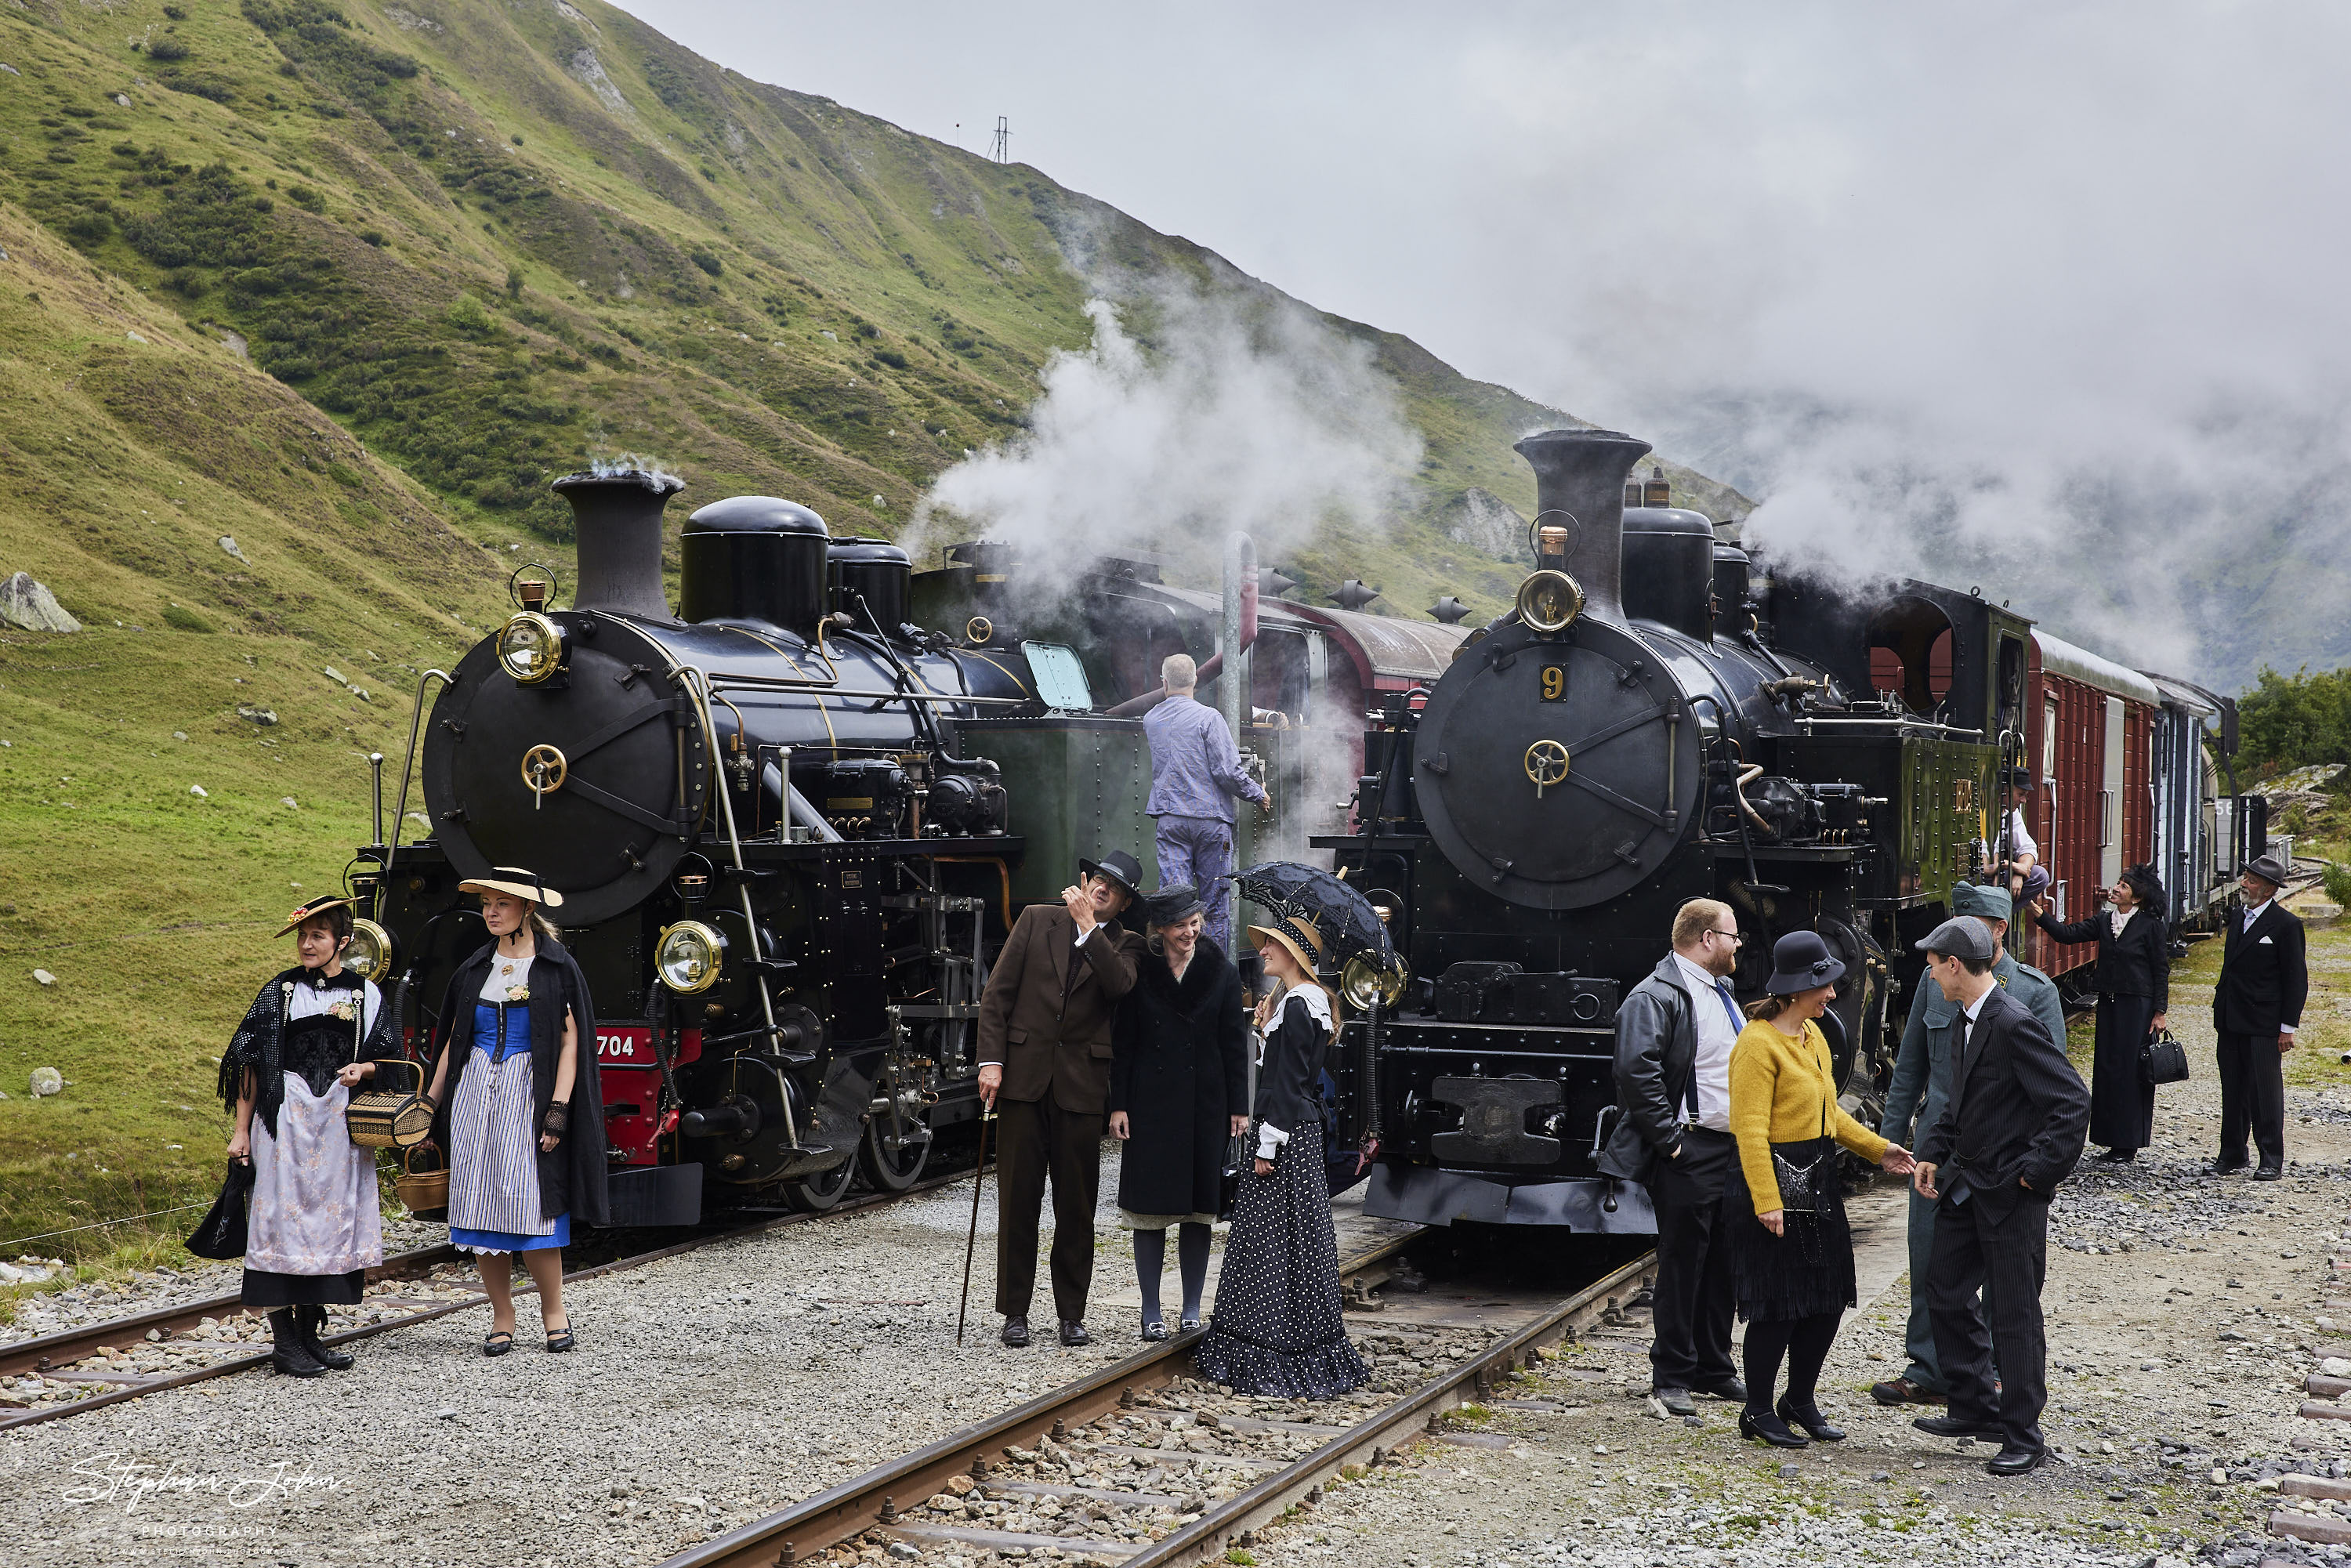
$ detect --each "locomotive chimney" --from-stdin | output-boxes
[551,468,686,620]
[1511,428,1653,625]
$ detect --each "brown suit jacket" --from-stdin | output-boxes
[977,903,1143,1114]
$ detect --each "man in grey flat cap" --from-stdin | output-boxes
[1910,915,2089,1477]
[1873,885,2065,1408]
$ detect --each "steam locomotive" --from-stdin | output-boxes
[339,428,2254,1233]
[1322,427,2257,1230]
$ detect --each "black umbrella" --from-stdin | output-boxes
[1230,861,1395,965]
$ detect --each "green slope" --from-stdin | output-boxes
[0,0,1744,1269]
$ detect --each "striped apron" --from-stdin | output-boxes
[447,1001,559,1250]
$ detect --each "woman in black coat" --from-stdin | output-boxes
[1107,885,1248,1339]
[2034,863,2169,1161]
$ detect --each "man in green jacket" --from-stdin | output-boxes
[1872,882,2068,1406]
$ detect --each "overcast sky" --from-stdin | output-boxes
[618,1,2351,683]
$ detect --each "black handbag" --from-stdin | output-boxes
[2143,1028,2191,1085]
[186,1157,255,1260]
[1217,1132,1248,1219]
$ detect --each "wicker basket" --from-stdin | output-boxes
[395,1146,449,1219]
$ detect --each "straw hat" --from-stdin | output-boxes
[274,897,353,938]
[457,866,566,908]
[1244,912,1326,980]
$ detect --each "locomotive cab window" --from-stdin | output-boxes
[1865,598,1955,716]
[1021,642,1092,712]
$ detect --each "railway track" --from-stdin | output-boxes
[662,1245,1660,1568]
[0,1166,978,1432]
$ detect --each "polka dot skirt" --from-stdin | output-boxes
[1192,1115,1370,1399]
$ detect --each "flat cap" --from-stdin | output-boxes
[1915,914,1997,963]
[1951,882,2012,921]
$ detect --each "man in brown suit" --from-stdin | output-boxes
[976,849,1145,1347]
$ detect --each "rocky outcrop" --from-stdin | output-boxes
[0,573,81,632]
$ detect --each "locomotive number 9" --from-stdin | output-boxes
[1540,664,1567,701]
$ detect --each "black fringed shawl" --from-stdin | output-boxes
[217,966,400,1138]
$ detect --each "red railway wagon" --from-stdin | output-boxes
[2018,631,2162,985]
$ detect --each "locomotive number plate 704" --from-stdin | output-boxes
[1540,664,1568,701]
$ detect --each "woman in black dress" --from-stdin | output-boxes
[1107,884,1248,1339]
[1194,914,1369,1399]
[219,896,400,1377]
[2033,864,2168,1161]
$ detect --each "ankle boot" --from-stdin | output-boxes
[267,1309,327,1378]
[298,1305,354,1371]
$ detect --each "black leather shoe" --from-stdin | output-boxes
[1986,1444,2049,1476]
[1739,1409,1808,1448]
[2092,1147,2136,1163]
[1870,1377,1946,1407]
[297,1305,353,1371]
[1777,1396,1845,1442]
[1650,1386,1696,1418]
[1000,1316,1031,1348]
[2255,1164,2284,1182]
[2211,1157,2249,1175]
[1058,1319,1091,1347]
[1912,1413,2005,1442]
[1694,1375,1748,1403]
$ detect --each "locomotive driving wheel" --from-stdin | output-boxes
[784,1158,857,1212]
[857,1063,933,1191]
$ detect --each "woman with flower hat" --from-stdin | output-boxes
[1193,911,1369,1398]
[219,896,400,1377]
[422,867,608,1356]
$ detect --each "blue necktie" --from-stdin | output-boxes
[1715,979,1744,1036]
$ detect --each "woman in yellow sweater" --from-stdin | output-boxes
[1726,932,1915,1448]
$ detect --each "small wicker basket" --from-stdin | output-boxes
[395,1145,449,1219]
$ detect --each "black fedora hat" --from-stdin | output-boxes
[1078,849,1144,900]
[2244,853,2290,889]
[1764,929,1846,995]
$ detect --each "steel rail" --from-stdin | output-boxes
[0,1164,981,1432]
[660,1240,1650,1568]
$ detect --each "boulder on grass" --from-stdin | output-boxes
[0,573,79,632]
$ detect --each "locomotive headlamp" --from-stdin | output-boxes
[1340,952,1407,1012]
[343,918,397,985]
[1516,569,1585,634]
[497,611,564,685]
[655,920,728,994]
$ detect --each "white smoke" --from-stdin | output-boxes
[914,278,1422,577]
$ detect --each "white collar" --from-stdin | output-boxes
[1670,952,1724,993]
[2244,898,2272,923]
[1960,984,1996,1023]
[1283,983,1333,1030]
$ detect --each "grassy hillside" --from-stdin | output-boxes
[0,0,1744,1270]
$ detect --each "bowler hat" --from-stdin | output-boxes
[1951,883,2013,922]
[1915,915,1997,964]
[2244,853,2290,889]
[1763,929,1846,995]
[1078,849,1144,901]
[1142,882,1206,927]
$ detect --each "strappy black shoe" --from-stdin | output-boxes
[1777,1395,1845,1442]
[545,1322,575,1353]
[1141,1319,1170,1342]
[1179,1316,1203,1333]
[483,1330,515,1358]
[1739,1408,1809,1448]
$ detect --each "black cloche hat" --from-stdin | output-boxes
[1078,850,1144,901]
[1142,882,1206,926]
[1763,929,1846,995]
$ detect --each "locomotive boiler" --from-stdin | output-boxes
[1332,426,2015,1230]
[355,470,1025,1220]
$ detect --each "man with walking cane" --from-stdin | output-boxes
[974,851,1145,1349]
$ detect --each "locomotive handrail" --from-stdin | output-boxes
[698,674,1031,705]
[382,668,455,890]
[1793,715,1985,740]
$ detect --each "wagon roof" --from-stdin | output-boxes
[2034,629,2162,705]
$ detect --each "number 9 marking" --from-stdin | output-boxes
[1540,666,1565,701]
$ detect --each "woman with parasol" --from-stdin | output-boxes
[1193,911,1370,1398]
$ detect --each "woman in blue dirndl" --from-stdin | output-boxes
[422,867,607,1356]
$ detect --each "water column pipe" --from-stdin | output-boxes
[1220,531,1257,748]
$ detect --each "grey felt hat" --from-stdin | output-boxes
[1915,915,1997,963]
[1142,883,1206,926]
[2243,853,2290,889]
[1951,882,2012,921]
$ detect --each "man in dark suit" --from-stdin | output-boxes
[2213,853,2306,1180]
[1911,915,2091,1476]
[1597,897,1748,1418]
[976,850,1145,1348]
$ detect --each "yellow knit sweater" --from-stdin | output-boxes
[1728,1017,1889,1215]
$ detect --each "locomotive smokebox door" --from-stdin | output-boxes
[1412,614,1699,911]
[423,622,708,925]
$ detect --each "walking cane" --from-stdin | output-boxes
[956,1107,993,1347]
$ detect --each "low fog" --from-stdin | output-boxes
[626,0,2351,690]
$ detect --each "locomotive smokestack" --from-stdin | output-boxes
[551,468,686,620]
[1511,429,1653,625]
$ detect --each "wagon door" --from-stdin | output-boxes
[2100,694,2125,888]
